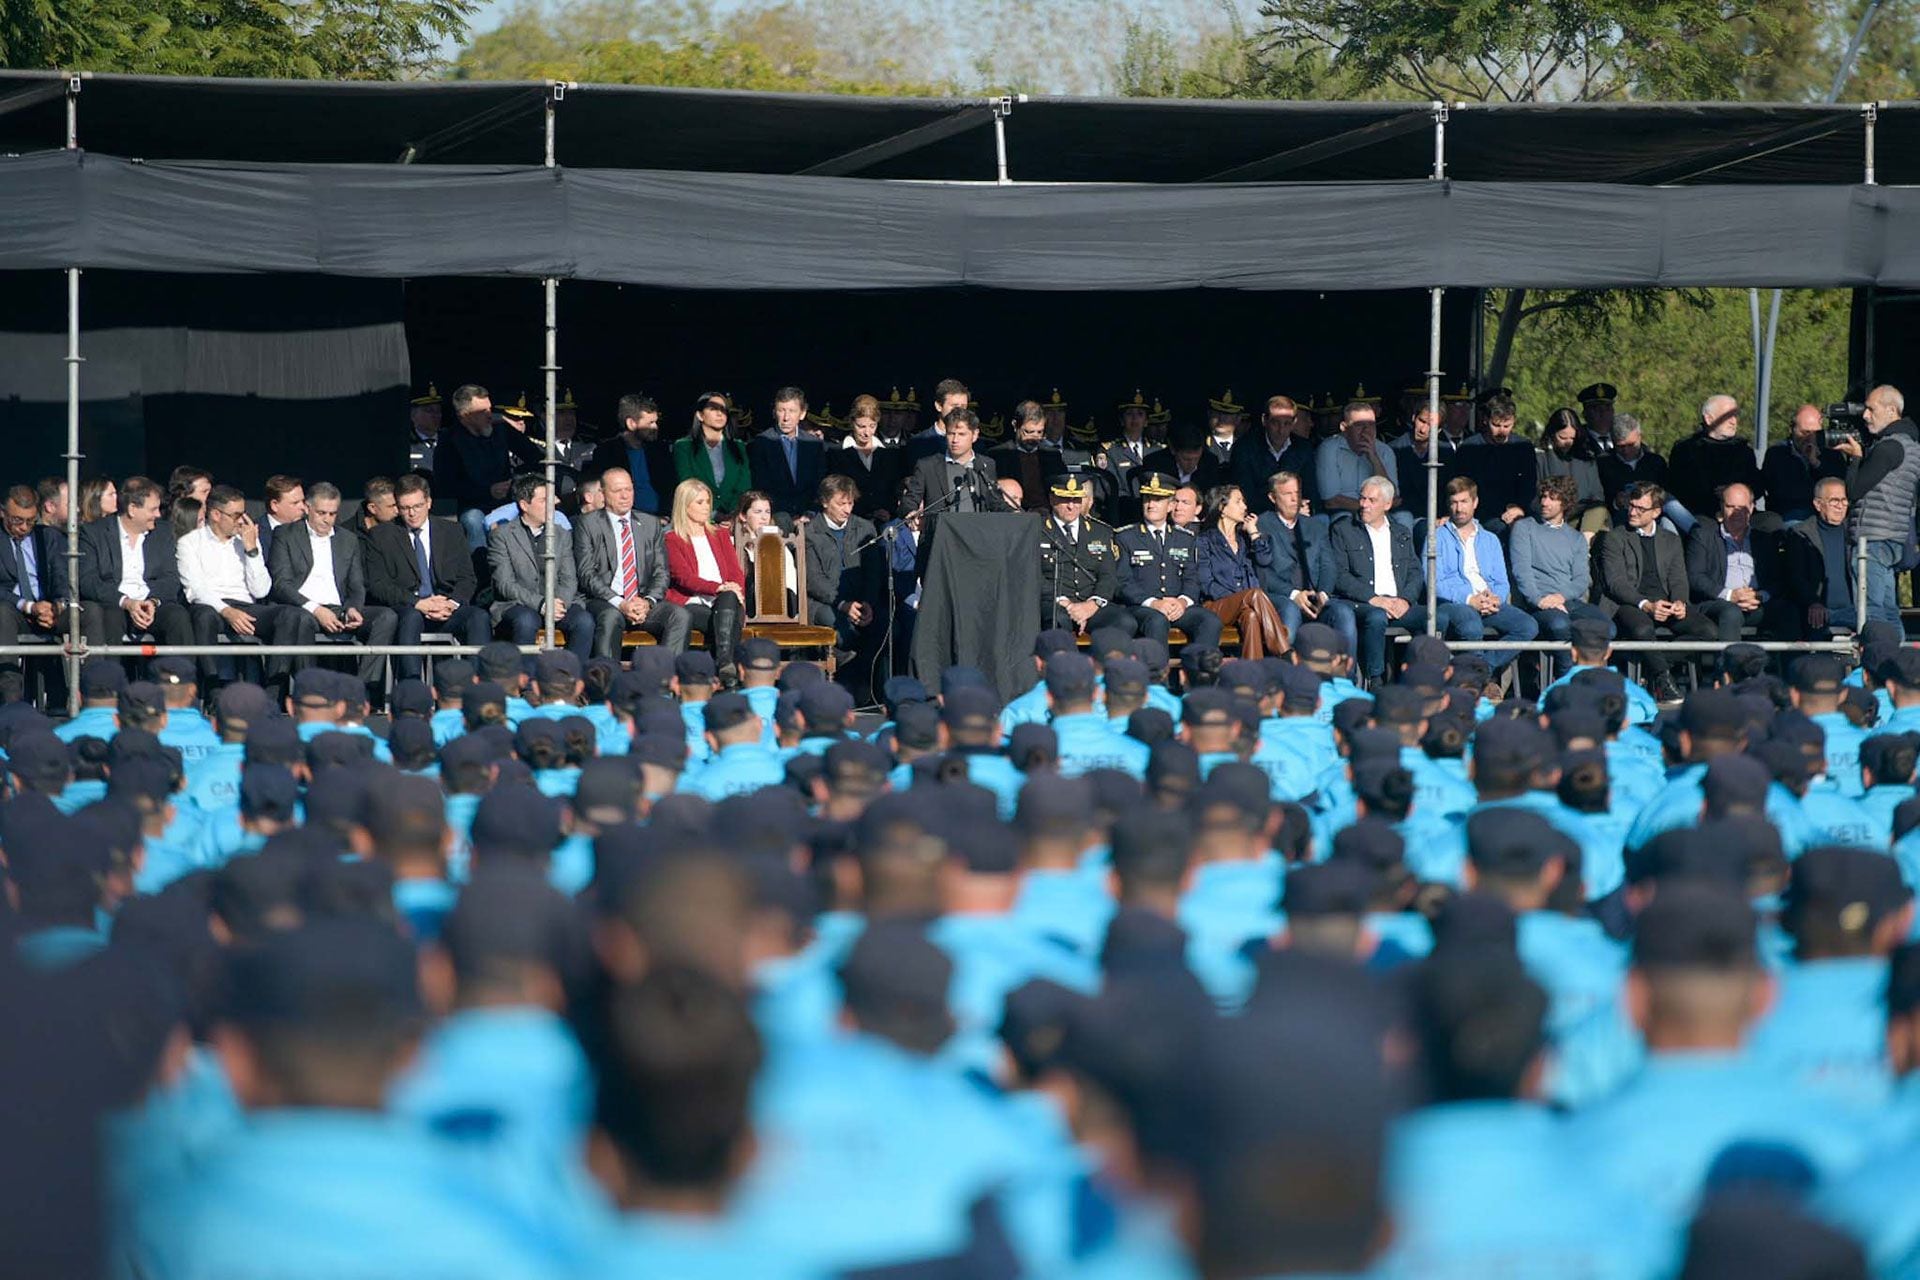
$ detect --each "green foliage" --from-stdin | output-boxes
[1491,287,1853,454]
[0,0,473,77]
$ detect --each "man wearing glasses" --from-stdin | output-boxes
[1784,478,1859,640]
[1600,481,1718,702]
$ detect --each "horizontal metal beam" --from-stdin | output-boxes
[1394,639,1853,653]
[0,644,536,658]
[797,106,994,177]
[1201,111,1434,183]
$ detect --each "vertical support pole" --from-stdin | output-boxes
[1864,102,1878,186]
[991,97,1012,186]
[64,75,83,715]
[1424,103,1447,638]
[541,85,560,651]
[1857,103,1878,633]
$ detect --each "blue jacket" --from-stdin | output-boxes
[1192,526,1272,600]
[1434,519,1512,606]
[1253,511,1337,599]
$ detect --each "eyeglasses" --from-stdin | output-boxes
[1626,502,1658,514]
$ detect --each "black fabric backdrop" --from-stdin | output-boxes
[4,152,1919,289]
[913,513,1042,700]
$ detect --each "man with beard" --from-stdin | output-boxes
[588,393,676,517]
[1454,392,1540,535]
[989,401,1069,513]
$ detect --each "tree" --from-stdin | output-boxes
[1,0,474,78]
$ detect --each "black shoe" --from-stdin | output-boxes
[1650,673,1685,704]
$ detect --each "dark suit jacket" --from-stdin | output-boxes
[1596,450,1670,511]
[1598,527,1689,611]
[1137,448,1226,498]
[1231,434,1320,512]
[1329,517,1421,605]
[76,516,182,607]
[746,430,828,518]
[575,508,670,605]
[1684,521,1787,604]
[365,518,477,610]
[801,513,883,613]
[586,434,677,515]
[267,520,369,609]
[0,525,70,606]
[988,443,1070,512]
[1254,511,1337,599]
[824,446,904,520]
[901,453,1013,516]
[1784,516,1855,615]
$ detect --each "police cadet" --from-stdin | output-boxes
[128,917,573,1280]
[1113,471,1224,649]
[1793,653,1866,796]
[1048,652,1149,780]
[1008,776,1115,960]
[56,657,124,743]
[1039,475,1132,636]
[680,691,785,801]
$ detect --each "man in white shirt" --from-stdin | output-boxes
[267,481,399,701]
[77,474,193,651]
[181,484,292,688]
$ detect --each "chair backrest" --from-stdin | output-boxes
[739,525,809,625]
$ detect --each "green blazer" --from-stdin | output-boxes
[671,433,753,516]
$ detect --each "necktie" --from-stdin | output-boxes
[14,537,31,602]
[782,434,797,481]
[1154,528,1165,553]
[618,517,638,597]
[413,529,432,598]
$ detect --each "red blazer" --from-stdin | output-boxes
[665,527,743,604]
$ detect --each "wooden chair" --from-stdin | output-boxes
[738,523,840,673]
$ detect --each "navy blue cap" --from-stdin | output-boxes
[1147,740,1201,794]
[1678,1197,1866,1280]
[999,978,1087,1079]
[1681,689,1750,740]
[628,733,687,771]
[1890,942,1920,1017]
[469,783,563,861]
[1346,727,1402,764]
[837,918,953,1027]
[1034,629,1079,659]
[1465,808,1570,879]
[893,700,941,751]
[1881,647,1920,689]
[572,757,642,825]
[823,739,891,791]
[798,681,855,731]
[362,773,446,852]
[306,730,376,772]
[473,640,522,682]
[1293,622,1347,661]
[1430,891,1519,955]
[1182,686,1234,728]
[1789,653,1845,694]
[702,691,756,734]
[386,719,437,769]
[512,716,564,761]
[1567,616,1612,654]
[1015,774,1094,837]
[431,658,476,698]
[1400,662,1449,698]
[223,916,422,1029]
[1043,652,1098,702]
[1330,697,1375,739]
[739,637,782,671]
[6,808,104,908]
[1472,717,1548,770]
[1633,881,1757,971]
[1785,845,1911,938]
[674,651,718,686]
[1284,860,1371,918]
[1404,634,1451,668]
[1351,758,1414,812]
[462,680,510,728]
[1703,752,1772,814]
[1370,685,1425,726]
[243,717,302,766]
[8,732,70,790]
[381,680,428,721]
[1215,659,1268,700]
[79,658,127,699]
[106,756,172,811]
[1130,637,1170,673]
[1124,707,1175,746]
[117,682,165,723]
[625,648,675,696]
[1194,763,1269,827]
[941,685,1000,731]
[1275,664,1321,713]
[1084,768,1144,815]
[1102,657,1149,699]
[303,765,373,833]
[1448,653,1492,689]
[773,689,804,732]
[239,764,298,823]
[442,864,588,984]
[936,782,1015,873]
[776,660,827,694]
[291,668,341,706]
[150,655,197,688]
[1329,817,1404,872]
[534,649,581,688]
[881,675,928,713]
[1008,721,1060,766]
[607,670,653,713]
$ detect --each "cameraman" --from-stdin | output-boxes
[1832,385,1917,624]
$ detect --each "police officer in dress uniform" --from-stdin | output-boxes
[1206,390,1246,464]
[1115,471,1224,649]
[1578,382,1619,458]
[407,385,441,477]
[1039,475,1133,635]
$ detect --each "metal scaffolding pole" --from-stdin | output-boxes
[542,84,562,652]
[64,76,82,714]
[1857,102,1878,632]
[1424,103,1447,636]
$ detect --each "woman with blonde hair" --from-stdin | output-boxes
[664,478,747,685]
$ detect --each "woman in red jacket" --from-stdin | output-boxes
[665,477,747,686]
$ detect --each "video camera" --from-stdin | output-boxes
[1824,401,1868,448]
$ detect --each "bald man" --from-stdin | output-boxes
[1761,403,1848,524]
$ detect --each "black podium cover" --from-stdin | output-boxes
[912,513,1041,701]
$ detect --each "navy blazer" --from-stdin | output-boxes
[1254,511,1337,599]
[746,430,827,518]
[76,516,182,607]
[1193,526,1272,600]
[0,525,70,606]
[1330,516,1422,604]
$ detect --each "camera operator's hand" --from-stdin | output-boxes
[1833,435,1864,461]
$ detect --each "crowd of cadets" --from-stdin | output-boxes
[14,602,1920,1276]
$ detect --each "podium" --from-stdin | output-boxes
[911,512,1041,701]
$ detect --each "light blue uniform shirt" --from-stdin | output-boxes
[1747,955,1893,1108]
[128,1109,575,1280]
[532,767,580,799]
[1815,1080,1920,1280]
[1053,712,1149,780]
[1313,676,1368,726]
[1811,710,1867,796]
[445,792,483,882]
[549,832,594,896]
[1011,868,1116,960]
[679,740,787,800]
[1885,703,1920,736]
[431,707,466,748]
[17,924,107,970]
[929,912,1100,1077]
[296,719,393,763]
[393,877,459,943]
[54,704,118,744]
[1383,1101,1676,1280]
[742,685,781,747]
[580,1209,825,1280]
[1861,783,1916,847]
[159,706,221,766]
[1569,1051,1880,1225]
[389,1006,593,1159]
[1252,716,1339,802]
[1626,762,1814,856]
[1516,910,1639,1107]
[1541,662,1658,725]
[1000,680,1053,736]
[679,700,714,763]
[52,778,107,814]
[1797,780,1880,848]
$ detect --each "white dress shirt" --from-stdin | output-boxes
[178,526,270,608]
[116,523,150,603]
[1458,525,1490,596]
[1366,520,1397,597]
[300,530,343,612]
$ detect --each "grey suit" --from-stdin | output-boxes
[573,507,691,656]
[487,518,592,654]
[265,521,398,687]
